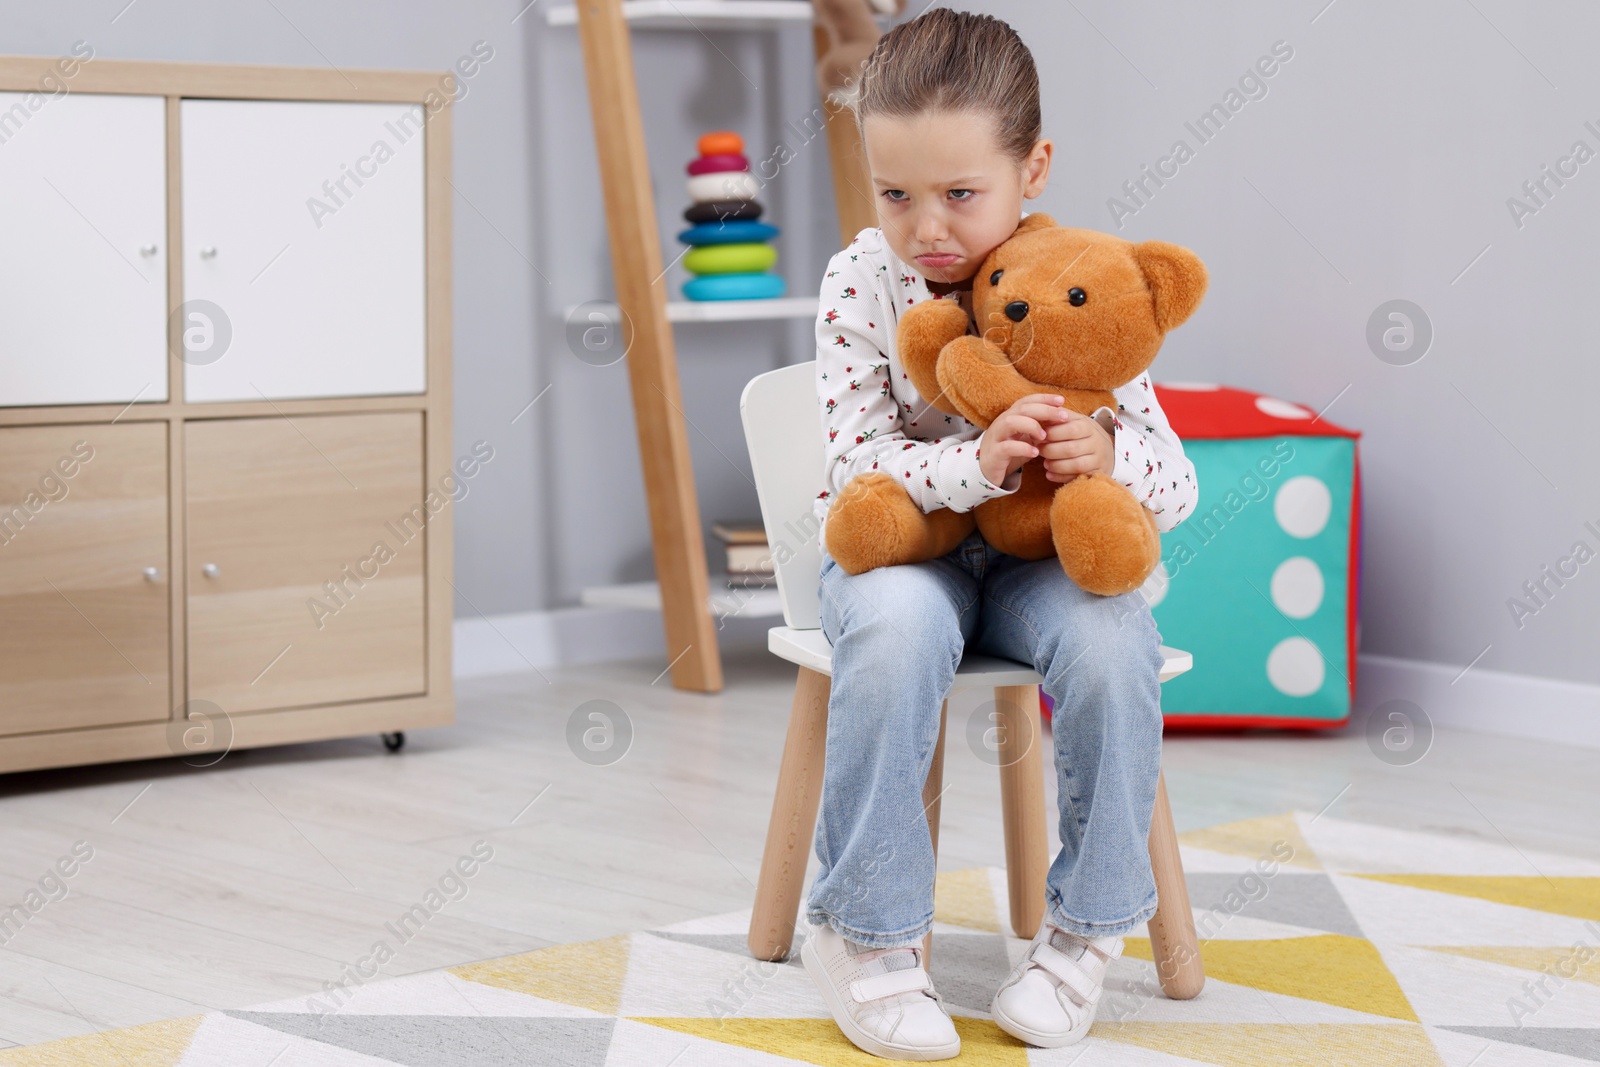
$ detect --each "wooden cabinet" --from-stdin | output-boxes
[186,412,427,712]
[0,93,168,406]
[0,57,453,774]
[180,100,428,402]
[0,422,170,733]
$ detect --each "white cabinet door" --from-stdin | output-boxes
[0,93,168,407]
[180,99,427,402]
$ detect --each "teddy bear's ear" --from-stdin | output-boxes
[1015,212,1056,234]
[1132,240,1208,332]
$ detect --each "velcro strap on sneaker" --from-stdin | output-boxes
[849,967,932,1003]
[1030,942,1105,1007]
[1089,936,1124,961]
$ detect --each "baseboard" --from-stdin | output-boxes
[453,612,1600,749]
[452,603,774,679]
[1357,653,1600,749]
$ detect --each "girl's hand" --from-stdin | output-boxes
[1040,410,1114,482]
[977,393,1071,487]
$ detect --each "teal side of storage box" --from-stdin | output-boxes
[1150,435,1356,726]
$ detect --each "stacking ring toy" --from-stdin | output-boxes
[687,153,750,176]
[683,271,786,301]
[697,131,743,156]
[678,220,780,246]
[687,170,759,203]
[683,242,777,275]
[684,199,762,223]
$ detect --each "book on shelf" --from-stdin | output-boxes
[712,518,773,587]
[711,519,768,545]
[726,542,773,574]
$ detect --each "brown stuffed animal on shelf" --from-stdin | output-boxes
[810,0,907,107]
[824,214,1209,596]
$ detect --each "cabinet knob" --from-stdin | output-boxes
[140,244,159,256]
[202,563,220,578]
[199,246,218,259]
[143,566,161,582]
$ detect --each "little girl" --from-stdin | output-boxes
[799,8,1198,1060]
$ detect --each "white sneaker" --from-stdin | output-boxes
[990,918,1123,1048]
[800,921,960,1061]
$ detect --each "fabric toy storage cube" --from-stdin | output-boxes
[1138,383,1361,729]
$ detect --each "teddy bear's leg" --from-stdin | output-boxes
[1047,474,1162,596]
[825,472,977,575]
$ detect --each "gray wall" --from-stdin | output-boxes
[6,1,1596,690]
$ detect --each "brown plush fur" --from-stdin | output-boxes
[824,214,1208,595]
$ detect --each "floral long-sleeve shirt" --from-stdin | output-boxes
[812,221,1199,553]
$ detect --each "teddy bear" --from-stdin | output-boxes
[822,214,1208,596]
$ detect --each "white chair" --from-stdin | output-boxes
[737,360,1204,999]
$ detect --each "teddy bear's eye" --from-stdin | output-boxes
[1068,287,1087,307]
[989,269,1004,286]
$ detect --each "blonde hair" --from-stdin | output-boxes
[854,7,1041,172]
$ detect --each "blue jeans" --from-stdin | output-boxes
[804,527,1166,949]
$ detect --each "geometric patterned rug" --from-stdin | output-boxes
[4,810,1597,1066]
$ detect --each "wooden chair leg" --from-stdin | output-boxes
[994,684,1048,939]
[920,699,948,970]
[748,666,831,961]
[1146,769,1204,999]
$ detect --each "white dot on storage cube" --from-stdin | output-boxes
[1270,556,1324,619]
[1255,395,1312,419]
[1267,636,1325,696]
[1274,475,1332,538]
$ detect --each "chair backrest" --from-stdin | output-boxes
[739,361,824,630]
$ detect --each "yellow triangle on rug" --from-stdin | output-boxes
[1095,1022,1444,1067]
[1423,944,1600,985]
[1180,812,1320,870]
[449,932,630,1015]
[0,1015,202,1067]
[1354,874,1600,922]
[1124,935,1417,1020]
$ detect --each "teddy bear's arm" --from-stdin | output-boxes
[935,335,1036,426]
[898,298,971,415]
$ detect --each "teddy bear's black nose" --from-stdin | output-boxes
[1004,300,1029,322]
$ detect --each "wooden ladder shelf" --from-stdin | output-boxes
[570,0,877,691]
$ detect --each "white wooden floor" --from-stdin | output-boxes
[1,644,1594,1048]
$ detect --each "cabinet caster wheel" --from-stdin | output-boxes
[381,731,405,753]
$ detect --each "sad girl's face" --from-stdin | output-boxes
[862,108,1051,285]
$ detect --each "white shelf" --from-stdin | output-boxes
[564,297,817,324]
[547,1,815,29]
[581,577,783,618]
[669,296,816,322]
